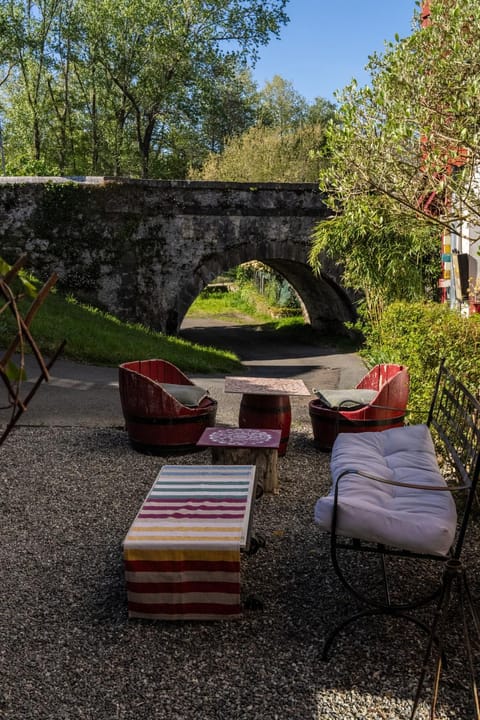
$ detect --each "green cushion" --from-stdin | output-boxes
[313,388,378,410]
[159,383,210,407]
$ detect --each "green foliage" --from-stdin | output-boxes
[319,0,480,234]
[188,288,271,324]
[0,0,288,178]
[191,120,331,182]
[362,301,480,420]
[4,360,26,382]
[234,262,301,314]
[256,75,309,131]
[191,78,335,182]
[0,255,39,298]
[310,195,440,329]
[4,156,61,177]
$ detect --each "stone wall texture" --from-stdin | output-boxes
[0,177,355,334]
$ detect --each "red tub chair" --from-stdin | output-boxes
[309,363,409,452]
[119,359,217,454]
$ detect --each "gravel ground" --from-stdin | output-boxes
[1,424,478,720]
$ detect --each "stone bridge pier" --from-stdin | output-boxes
[0,178,356,335]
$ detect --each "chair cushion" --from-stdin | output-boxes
[314,424,457,556]
[313,388,378,409]
[159,383,209,407]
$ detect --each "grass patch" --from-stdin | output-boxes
[2,293,242,374]
[187,289,272,323]
[187,291,360,350]
[1,283,358,375]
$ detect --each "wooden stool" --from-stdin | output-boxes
[197,427,282,493]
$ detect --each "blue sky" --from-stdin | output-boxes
[252,1,417,103]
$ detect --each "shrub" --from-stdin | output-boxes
[362,301,480,421]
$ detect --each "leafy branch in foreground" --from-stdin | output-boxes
[309,196,440,330]
[0,255,63,446]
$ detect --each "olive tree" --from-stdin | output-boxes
[318,0,480,235]
[309,0,480,326]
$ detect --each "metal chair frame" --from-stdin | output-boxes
[0,254,64,446]
[322,360,480,719]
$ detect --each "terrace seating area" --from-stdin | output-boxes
[118,357,480,717]
[5,351,479,719]
[3,355,480,720]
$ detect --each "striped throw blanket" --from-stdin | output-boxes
[123,464,256,620]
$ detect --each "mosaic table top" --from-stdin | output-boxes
[224,376,310,396]
[197,427,282,449]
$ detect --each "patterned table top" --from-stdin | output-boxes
[224,376,310,396]
[197,427,282,449]
[123,464,256,551]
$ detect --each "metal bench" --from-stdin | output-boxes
[314,360,480,718]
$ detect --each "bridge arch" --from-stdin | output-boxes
[0,177,356,335]
[176,249,355,336]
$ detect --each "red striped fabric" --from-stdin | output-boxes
[123,465,255,620]
[124,558,240,573]
[127,601,242,618]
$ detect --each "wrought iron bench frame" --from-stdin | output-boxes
[318,359,480,719]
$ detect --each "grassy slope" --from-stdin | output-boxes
[2,293,241,374]
[2,286,355,374]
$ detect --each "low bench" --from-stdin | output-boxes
[123,464,257,620]
[314,360,480,717]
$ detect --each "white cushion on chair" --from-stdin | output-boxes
[314,424,457,556]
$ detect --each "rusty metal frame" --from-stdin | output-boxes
[0,254,65,446]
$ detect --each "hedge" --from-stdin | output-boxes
[362,301,480,422]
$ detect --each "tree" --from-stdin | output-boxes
[0,0,288,177]
[309,195,440,331]
[2,0,64,164]
[78,0,288,177]
[306,96,336,126]
[191,121,332,182]
[196,67,258,156]
[190,80,335,182]
[257,75,308,132]
[309,0,480,327]
[318,0,480,236]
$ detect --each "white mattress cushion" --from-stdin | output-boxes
[314,424,457,556]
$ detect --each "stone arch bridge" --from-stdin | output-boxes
[0,177,356,335]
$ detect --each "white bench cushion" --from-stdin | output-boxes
[314,424,457,556]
